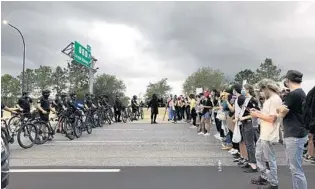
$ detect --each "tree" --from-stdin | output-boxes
[1,74,21,106]
[52,66,68,94]
[67,61,89,93]
[1,74,21,97]
[144,78,171,100]
[93,73,127,97]
[234,69,257,84]
[34,66,53,90]
[255,58,283,82]
[182,67,225,94]
[17,68,36,93]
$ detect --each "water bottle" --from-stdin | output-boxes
[218,160,222,172]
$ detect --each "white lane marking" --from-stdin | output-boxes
[10,169,120,173]
[41,141,145,145]
[94,129,144,131]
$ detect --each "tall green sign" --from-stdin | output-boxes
[73,41,92,68]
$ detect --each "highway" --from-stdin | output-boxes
[8,121,315,189]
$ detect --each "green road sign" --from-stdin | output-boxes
[73,41,92,68]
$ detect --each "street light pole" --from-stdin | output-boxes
[3,20,26,92]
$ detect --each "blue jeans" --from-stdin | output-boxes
[284,136,308,189]
[255,139,278,186]
[168,108,173,120]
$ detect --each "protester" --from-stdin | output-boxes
[199,92,213,136]
[189,94,197,127]
[304,86,315,164]
[250,79,282,189]
[148,94,159,124]
[279,70,308,189]
[167,94,173,121]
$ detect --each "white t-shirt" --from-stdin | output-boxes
[259,94,283,142]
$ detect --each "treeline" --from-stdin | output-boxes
[143,58,284,100]
[1,62,129,106]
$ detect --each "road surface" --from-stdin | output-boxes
[9,121,315,189]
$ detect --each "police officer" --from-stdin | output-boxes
[114,94,123,122]
[131,95,139,120]
[37,89,55,140]
[67,92,78,112]
[17,91,33,116]
[84,93,94,109]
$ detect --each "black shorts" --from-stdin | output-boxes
[39,113,49,122]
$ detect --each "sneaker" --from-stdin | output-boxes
[251,176,268,185]
[304,154,311,162]
[231,149,239,155]
[257,183,278,189]
[228,148,235,153]
[198,132,203,135]
[204,133,210,136]
[310,157,315,164]
[221,146,232,150]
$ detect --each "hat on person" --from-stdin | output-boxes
[285,70,303,83]
[256,79,281,93]
[232,84,242,94]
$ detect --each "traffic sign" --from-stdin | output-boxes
[73,41,92,68]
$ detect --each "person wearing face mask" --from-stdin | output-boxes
[37,89,55,123]
[278,70,308,189]
[238,84,260,173]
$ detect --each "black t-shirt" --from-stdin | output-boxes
[202,97,213,115]
[54,98,63,112]
[18,97,32,113]
[38,97,51,113]
[131,99,138,108]
[283,88,308,138]
[84,99,93,108]
[1,103,5,118]
[243,97,260,117]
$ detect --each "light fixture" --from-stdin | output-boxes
[2,20,8,25]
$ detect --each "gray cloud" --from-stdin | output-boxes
[2,1,315,89]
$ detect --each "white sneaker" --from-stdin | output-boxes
[204,133,210,136]
[231,150,239,155]
[198,132,203,135]
[228,148,235,154]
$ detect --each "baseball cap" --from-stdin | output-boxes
[285,70,303,83]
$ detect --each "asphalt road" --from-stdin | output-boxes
[9,166,315,189]
[8,120,315,189]
[9,120,294,166]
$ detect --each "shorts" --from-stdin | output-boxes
[202,112,211,119]
[39,113,49,122]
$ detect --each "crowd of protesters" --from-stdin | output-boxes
[166,70,315,189]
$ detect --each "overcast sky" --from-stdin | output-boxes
[2,1,315,97]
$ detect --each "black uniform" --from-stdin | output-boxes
[37,97,50,122]
[18,96,32,114]
[131,99,138,113]
[114,98,123,122]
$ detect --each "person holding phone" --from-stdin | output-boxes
[250,79,282,189]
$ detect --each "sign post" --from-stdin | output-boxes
[61,41,98,94]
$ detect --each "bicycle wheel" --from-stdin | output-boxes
[74,118,83,138]
[121,111,127,123]
[140,109,144,120]
[86,117,93,134]
[17,123,37,149]
[33,121,50,144]
[8,115,20,133]
[64,119,75,140]
[109,109,115,122]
